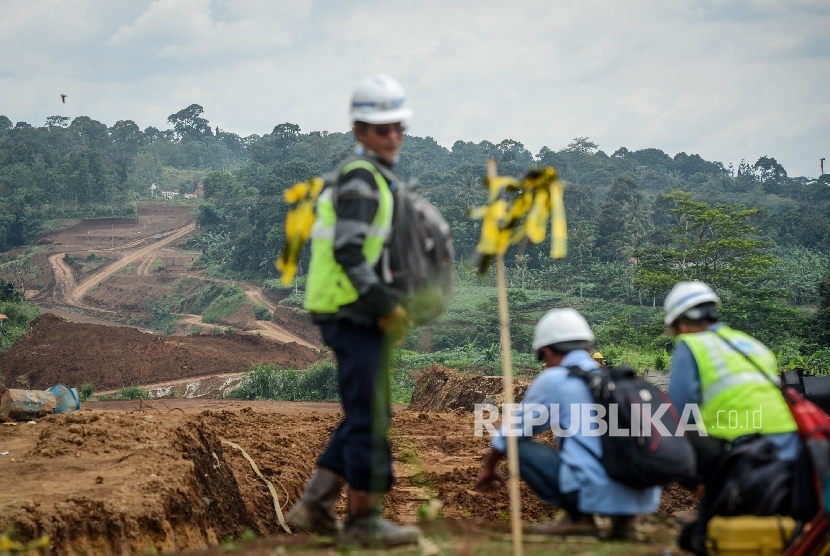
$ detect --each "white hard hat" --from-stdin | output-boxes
[350,74,413,124]
[663,281,721,326]
[532,308,594,358]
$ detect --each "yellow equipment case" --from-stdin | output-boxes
[706,516,797,555]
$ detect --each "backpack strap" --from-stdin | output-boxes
[712,329,780,389]
[563,365,603,460]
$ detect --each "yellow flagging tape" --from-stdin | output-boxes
[220,439,292,534]
[276,177,324,285]
[468,162,567,275]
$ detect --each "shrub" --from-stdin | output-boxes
[79,383,95,401]
[116,386,151,400]
[252,306,271,321]
[654,350,669,371]
[149,302,177,335]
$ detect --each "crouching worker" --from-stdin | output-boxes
[476,308,660,538]
[664,281,807,553]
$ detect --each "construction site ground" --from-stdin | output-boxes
[0,204,695,555]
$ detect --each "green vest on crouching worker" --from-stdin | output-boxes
[678,326,796,441]
[304,159,393,314]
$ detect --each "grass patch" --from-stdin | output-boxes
[115,386,151,400]
[201,286,247,324]
[0,301,40,353]
[149,259,164,272]
[226,360,339,401]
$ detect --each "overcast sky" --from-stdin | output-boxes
[1,0,828,177]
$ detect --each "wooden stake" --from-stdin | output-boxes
[488,158,523,556]
[497,254,523,556]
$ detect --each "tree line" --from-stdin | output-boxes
[1,106,829,356]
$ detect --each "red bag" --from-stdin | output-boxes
[784,387,830,442]
[781,387,830,556]
[782,387,830,487]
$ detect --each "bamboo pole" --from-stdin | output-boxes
[497,254,523,556]
[487,157,523,556]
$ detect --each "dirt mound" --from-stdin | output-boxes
[0,411,253,555]
[0,313,318,392]
[409,365,532,412]
[272,306,322,346]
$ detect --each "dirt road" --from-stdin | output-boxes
[40,208,316,349]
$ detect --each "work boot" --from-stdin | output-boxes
[338,489,422,548]
[609,515,639,540]
[286,467,344,536]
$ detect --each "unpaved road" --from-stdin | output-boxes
[43,216,316,349]
[70,223,197,302]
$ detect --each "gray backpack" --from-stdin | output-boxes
[384,183,455,326]
[327,155,455,326]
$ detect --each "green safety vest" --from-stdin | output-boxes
[679,326,796,440]
[303,159,393,314]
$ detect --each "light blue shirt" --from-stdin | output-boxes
[668,323,801,460]
[492,350,661,515]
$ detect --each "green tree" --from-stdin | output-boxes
[167,104,212,141]
[45,115,70,129]
[202,171,241,199]
[635,191,776,296]
[109,120,143,160]
[595,175,649,262]
[564,137,599,156]
[248,123,302,166]
[807,273,830,347]
[68,116,109,148]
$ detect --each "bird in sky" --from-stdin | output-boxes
[61,94,67,104]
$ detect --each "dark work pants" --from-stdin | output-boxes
[316,320,393,493]
[686,432,729,485]
[515,440,580,518]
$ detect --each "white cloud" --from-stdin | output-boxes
[0,0,827,176]
[106,0,310,58]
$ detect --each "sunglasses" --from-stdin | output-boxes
[370,123,406,137]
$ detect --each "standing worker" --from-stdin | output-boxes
[286,75,421,548]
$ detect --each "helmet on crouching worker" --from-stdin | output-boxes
[663,281,721,336]
[532,308,594,363]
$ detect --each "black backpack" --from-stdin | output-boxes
[567,365,697,488]
[678,436,796,555]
